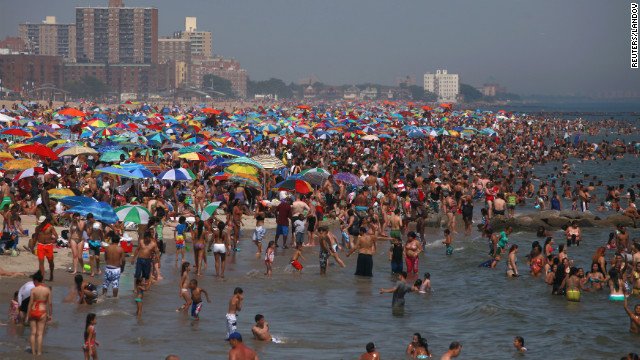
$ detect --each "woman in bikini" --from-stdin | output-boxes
[586,262,607,291]
[83,313,100,360]
[212,221,230,278]
[194,182,206,216]
[592,246,608,274]
[27,271,51,356]
[404,231,423,275]
[191,220,208,277]
[506,244,519,277]
[444,193,458,234]
[229,199,244,251]
[69,213,86,275]
[564,266,588,302]
[253,204,266,255]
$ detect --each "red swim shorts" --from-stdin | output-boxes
[37,243,54,261]
[291,260,303,270]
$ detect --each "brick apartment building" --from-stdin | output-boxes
[0,54,63,92]
[191,55,247,97]
[19,17,76,61]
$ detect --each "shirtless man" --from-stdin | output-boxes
[130,230,159,290]
[440,341,462,360]
[346,227,392,277]
[359,342,380,360]
[623,298,640,334]
[493,194,507,216]
[323,176,336,216]
[251,314,281,343]
[27,271,51,356]
[617,225,631,254]
[34,217,57,281]
[389,209,403,241]
[103,236,125,297]
[226,287,243,339]
[364,172,378,192]
[228,332,259,360]
[0,178,13,211]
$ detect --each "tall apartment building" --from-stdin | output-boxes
[18,17,76,61]
[75,0,158,64]
[158,37,191,88]
[190,55,247,97]
[173,17,211,57]
[424,69,459,103]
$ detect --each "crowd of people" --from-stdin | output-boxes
[0,99,639,358]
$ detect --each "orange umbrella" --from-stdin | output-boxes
[440,103,453,108]
[201,108,222,115]
[58,108,86,117]
[297,105,310,110]
[406,102,415,106]
[420,106,432,111]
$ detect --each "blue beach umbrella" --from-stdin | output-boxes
[64,202,119,224]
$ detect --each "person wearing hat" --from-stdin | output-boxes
[227,332,259,360]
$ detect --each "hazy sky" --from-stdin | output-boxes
[1,0,638,95]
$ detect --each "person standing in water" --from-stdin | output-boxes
[103,235,125,297]
[624,297,640,333]
[27,271,51,356]
[379,271,415,307]
[506,245,519,277]
[82,313,100,360]
[227,332,259,360]
[226,287,243,339]
[440,341,462,360]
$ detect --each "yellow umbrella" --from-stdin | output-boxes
[9,143,28,149]
[3,159,38,170]
[0,152,15,160]
[226,164,259,175]
[46,139,67,147]
[48,188,75,199]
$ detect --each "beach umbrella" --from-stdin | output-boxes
[0,152,15,160]
[212,147,245,157]
[127,167,155,179]
[27,136,58,146]
[58,196,97,208]
[224,157,264,169]
[14,144,59,160]
[0,113,16,122]
[201,108,222,115]
[200,201,222,221]
[250,155,285,169]
[361,134,380,141]
[48,188,76,199]
[274,178,313,194]
[65,202,118,224]
[12,167,44,182]
[179,152,211,161]
[86,119,108,127]
[212,171,231,180]
[228,173,261,190]
[58,108,86,117]
[333,172,364,186]
[299,167,331,187]
[59,146,98,157]
[420,106,432,111]
[157,168,195,181]
[0,128,32,137]
[226,163,259,176]
[115,205,151,224]
[206,157,227,168]
[136,161,163,173]
[2,159,38,171]
[95,166,140,179]
[99,149,129,162]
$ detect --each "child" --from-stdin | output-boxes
[326,231,346,267]
[83,313,100,360]
[176,262,192,313]
[443,229,453,255]
[134,277,144,317]
[264,241,275,276]
[188,279,211,321]
[293,214,306,248]
[290,246,306,273]
[8,291,19,324]
[174,216,187,265]
[419,272,432,293]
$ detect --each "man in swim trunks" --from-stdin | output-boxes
[226,287,243,339]
[130,230,159,290]
[274,198,292,248]
[389,209,403,240]
[34,217,57,281]
[0,178,12,210]
[251,314,282,343]
[346,227,392,277]
[103,235,125,297]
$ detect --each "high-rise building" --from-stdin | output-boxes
[174,17,211,57]
[158,38,191,64]
[424,69,459,102]
[18,17,76,61]
[75,0,158,64]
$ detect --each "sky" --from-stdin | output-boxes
[0,0,638,96]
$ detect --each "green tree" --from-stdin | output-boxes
[459,83,483,103]
[407,85,437,102]
[202,74,235,98]
[63,75,110,99]
[247,78,293,99]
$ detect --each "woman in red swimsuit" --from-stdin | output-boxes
[27,271,51,356]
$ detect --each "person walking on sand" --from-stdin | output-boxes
[27,271,51,356]
[226,287,243,339]
[103,235,125,297]
[34,217,57,281]
[227,332,259,360]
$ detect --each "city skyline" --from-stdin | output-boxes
[0,0,637,96]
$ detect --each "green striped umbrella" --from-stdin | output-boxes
[115,205,151,224]
[200,201,222,221]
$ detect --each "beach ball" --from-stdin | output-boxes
[84,264,91,272]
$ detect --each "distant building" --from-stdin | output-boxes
[343,86,359,100]
[298,74,319,86]
[360,87,378,100]
[190,55,247,97]
[158,38,191,87]
[75,0,159,64]
[19,17,76,61]
[63,62,157,96]
[174,17,212,57]
[0,36,26,53]
[0,54,64,92]
[396,75,415,87]
[424,69,459,103]
[480,83,506,97]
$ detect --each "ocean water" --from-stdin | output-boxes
[1,111,640,359]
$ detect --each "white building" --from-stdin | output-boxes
[424,69,459,103]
